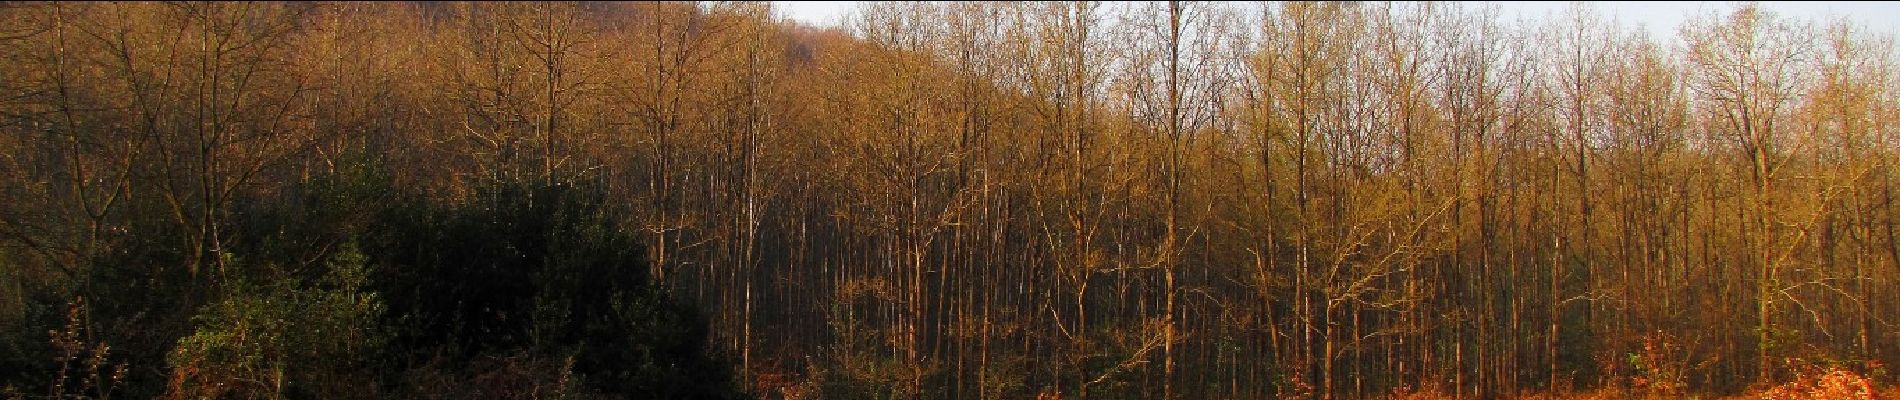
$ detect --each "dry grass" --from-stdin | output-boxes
[1752,366,1881,400]
[1377,366,1893,400]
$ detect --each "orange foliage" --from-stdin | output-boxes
[1627,332,1691,398]
[1386,385,1452,400]
[1755,366,1879,400]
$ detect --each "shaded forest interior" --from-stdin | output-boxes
[1,1,1897,399]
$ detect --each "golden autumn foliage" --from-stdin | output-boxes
[0,1,1897,399]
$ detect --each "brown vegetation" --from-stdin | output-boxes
[1,1,1897,399]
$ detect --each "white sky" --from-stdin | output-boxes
[774,1,855,27]
[772,1,1900,40]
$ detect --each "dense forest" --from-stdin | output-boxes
[1,1,1896,399]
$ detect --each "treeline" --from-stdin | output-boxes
[0,1,1895,399]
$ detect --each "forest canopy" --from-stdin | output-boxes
[1,1,1897,399]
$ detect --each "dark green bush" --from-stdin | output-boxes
[362,180,741,399]
[4,164,743,399]
[163,247,385,400]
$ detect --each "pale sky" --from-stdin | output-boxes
[774,1,855,27]
[772,1,1900,41]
